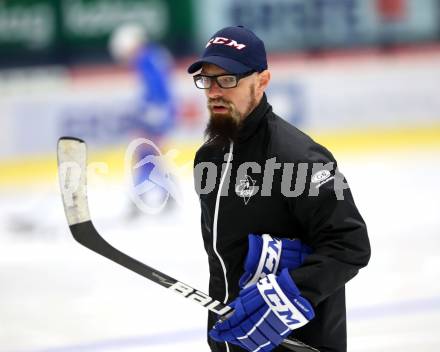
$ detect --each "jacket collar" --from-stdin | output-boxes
[237,93,271,143]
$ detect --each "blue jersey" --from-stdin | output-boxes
[132,44,175,137]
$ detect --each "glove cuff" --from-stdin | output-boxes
[277,268,315,321]
[240,234,282,288]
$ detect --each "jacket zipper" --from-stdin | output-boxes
[213,141,233,352]
[213,141,234,305]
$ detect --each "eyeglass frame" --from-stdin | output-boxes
[193,70,256,89]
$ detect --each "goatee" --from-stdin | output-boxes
[205,115,240,146]
[205,85,257,146]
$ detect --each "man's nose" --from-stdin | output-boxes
[207,80,223,98]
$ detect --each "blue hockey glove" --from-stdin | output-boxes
[210,268,315,352]
[239,234,312,289]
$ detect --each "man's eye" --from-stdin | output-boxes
[220,76,235,83]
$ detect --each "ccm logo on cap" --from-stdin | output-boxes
[206,37,246,50]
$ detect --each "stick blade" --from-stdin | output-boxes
[57,137,91,226]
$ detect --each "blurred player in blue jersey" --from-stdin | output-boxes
[109,23,177,216]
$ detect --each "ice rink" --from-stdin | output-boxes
[1,2,440,351]
[1,147,440,352]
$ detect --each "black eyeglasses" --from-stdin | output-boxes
[193,71,255,89]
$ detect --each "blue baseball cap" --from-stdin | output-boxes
[187,26,267,74]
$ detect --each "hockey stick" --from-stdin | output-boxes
[57,137,319,352]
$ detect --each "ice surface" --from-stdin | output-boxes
[1,149,439,352]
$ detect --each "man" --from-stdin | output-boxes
[188,26,370,352]
[109,22,175,139]
[109,23,176,214]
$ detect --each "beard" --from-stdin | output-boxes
[205,84,257,145]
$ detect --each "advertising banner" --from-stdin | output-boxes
[194,0,439,51]
[0,0,195,66]
[1,52,440,158]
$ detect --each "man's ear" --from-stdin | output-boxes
[258,70,271,93]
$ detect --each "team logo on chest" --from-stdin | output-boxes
[235,174,257,205]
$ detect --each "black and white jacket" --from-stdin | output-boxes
[193,94,371,352]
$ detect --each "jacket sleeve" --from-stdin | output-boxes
[287,150,371,307]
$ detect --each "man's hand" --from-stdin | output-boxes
[210,269,315,352]
[239,234,312,289]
